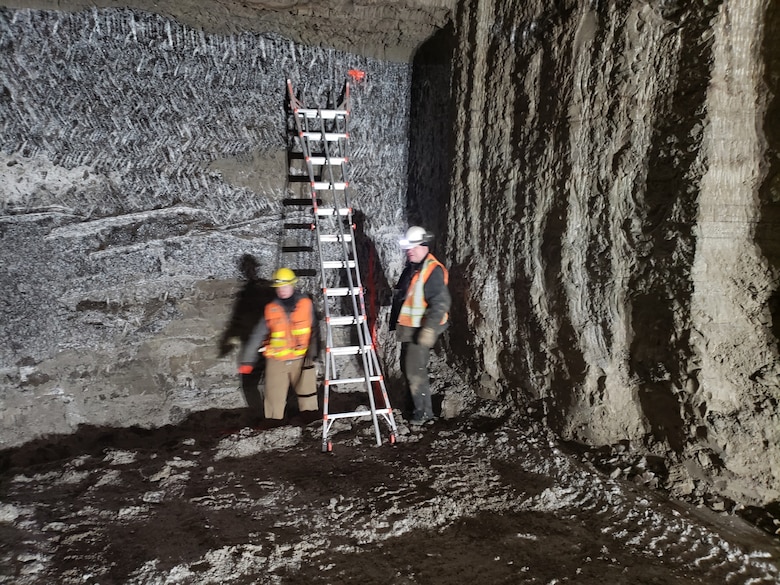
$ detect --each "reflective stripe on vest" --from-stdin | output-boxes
[398,256,449,328]
[264,297,313,360]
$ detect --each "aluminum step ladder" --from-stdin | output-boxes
[286,78,398,452]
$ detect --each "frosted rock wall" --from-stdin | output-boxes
[0,8,412,446]
[446,0,780,505]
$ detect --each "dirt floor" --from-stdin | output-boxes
[1,392,779,585]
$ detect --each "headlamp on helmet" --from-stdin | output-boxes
[399,226,432,250]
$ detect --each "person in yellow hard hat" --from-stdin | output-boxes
[239,267,320,425]
[389,226,451,426]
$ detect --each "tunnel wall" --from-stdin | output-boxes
[0,7,413,446]
[444,0,780,506]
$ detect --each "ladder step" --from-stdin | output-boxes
[322,260,356,269]
[301,131,347,141]
[283,197,321,206]
[287,175,314,183]
[316,207,351,217]
[312,181,347,190]
[327,316,366,326]
[295,108,348,120]
[308,156,347,166]
[326,376,382,386]
[284,222,314,230]
[328,345,374,356]
[323,287,362,297]
[319,234,353,243]
[282,245,314,253]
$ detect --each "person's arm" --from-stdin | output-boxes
[416,266,451,348]
[389,264,413,331]
[239,318,269,371]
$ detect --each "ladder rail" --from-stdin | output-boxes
[316,104,388,447]
[286,79,398,451]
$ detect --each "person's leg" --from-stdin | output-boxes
[264,359,289,420]
[240,358,265,419]
[403,341,433,422]
[289,359,318,413]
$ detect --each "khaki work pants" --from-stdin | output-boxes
[264,357,318,419]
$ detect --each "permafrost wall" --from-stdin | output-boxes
[446,0,780,506]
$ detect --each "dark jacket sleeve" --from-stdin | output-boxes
[422,265,451,334]
[389,264,414,331]
[240,317,269,365]
[305,298,321,360]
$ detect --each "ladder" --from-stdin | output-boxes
[285,78,398,452]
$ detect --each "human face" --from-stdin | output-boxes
[406,244,428,264]
[276,284,294,299]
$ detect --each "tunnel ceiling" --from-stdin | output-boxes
[2,0,456,60]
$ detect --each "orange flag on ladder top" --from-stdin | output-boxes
[348,69,366,82]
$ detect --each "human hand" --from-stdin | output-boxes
[238,364,253,375]
[417,327,437,348]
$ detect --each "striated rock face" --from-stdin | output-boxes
[2,0,454,61]
[446,0,780,505]
[1,0,779,512]
[0,7,419,447]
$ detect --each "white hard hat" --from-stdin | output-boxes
[399,226,431,249]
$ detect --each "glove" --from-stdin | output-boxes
[238,364,254,375]
[417,327,437,349]
[303,355,316,369]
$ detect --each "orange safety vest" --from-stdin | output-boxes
[263,297,313,360]
[398,255,449,328]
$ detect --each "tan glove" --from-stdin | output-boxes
[417,327,437,349]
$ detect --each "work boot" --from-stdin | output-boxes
[409,414,435,426]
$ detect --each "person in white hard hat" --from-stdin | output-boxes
[389,226,451,425]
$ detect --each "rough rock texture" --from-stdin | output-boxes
[2,0,780,520]
[445,0,780,506]
[2,0,454,61]
[2,402,780,584]
[0,6,424,446]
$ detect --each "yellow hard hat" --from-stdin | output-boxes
[272,267,298,287]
